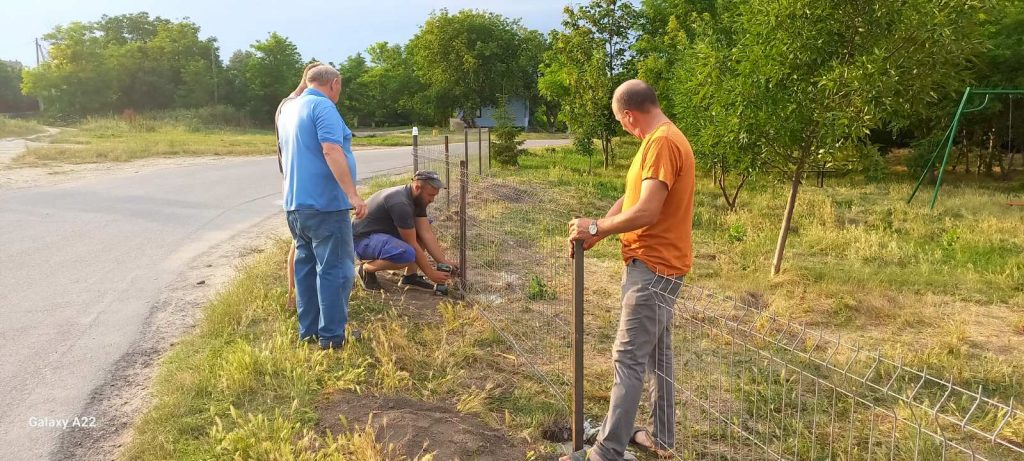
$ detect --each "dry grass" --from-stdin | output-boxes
[0,117,46,139]
[13,117,275,166]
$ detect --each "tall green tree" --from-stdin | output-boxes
[407,9,543,127]
[22,13,220,115]
[22,21,117,115]
[335,53,369,126]
[244,32,303,123]
[356,42,427,126]
[222,50,254,110]
[544,0,638,170]
[0,61,38,113]
[661,0,991,276]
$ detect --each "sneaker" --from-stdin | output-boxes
[399,273,435,290]
[319,330,360,351]
[357,263,383,291]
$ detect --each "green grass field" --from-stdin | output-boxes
[0,117,47,139]
[11,115,570,166]
[13,117,277,166]
[512,142,1024,383]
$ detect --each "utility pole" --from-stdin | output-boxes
[211,46,219,105]
[34,38,44,112]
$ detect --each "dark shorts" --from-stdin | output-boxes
[354,233,415,264]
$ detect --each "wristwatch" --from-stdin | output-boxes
[588,220,599,237]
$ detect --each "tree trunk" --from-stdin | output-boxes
[602,135,611,169]
[717,170,748,212]
[1006,151,1017,181]
[771,163,805,277]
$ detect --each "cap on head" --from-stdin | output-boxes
[413,170,445,189]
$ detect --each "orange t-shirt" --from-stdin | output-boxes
[619,122,696,277]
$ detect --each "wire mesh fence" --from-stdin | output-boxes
[393,132,1024,459]
[650,280,1024,460]
[412,136,577,411]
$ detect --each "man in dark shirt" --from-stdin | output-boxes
[353,171,456,291]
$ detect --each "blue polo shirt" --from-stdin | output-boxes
[278,88,356,211]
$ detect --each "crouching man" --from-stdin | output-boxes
[353,171,457,291]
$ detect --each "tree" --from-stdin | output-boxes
[634,0,721,118]
[221,50,254,110]
[491,95,526,166]
[0,61,38,113]
[662,0,991,276]
[636,1,758,211]
[407,9,543,127]
[544,0,638,170]
[22,21,117,115]
[356,42,427,126]
[22,13,220,115]
[536,31,569,133]
[335,53,369,126]
[244,32,303,123]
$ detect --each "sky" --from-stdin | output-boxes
[0,0,578,67]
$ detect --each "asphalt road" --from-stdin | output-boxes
[0,138,568,460]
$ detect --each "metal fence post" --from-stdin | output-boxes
[464,128,470,170]
[478,126,483,175]
[459,160,469,292]
[444,135,450,211]
[487,128,492,171]
[412,126,419,172]
[572,239,584,452]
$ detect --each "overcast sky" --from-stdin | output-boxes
[1,0,583,67]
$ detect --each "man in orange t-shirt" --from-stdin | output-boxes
[566,79,695,461]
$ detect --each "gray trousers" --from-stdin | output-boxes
[593,258,684,461]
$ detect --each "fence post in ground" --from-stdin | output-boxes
[464,128,470,170]
[478,126,483,175]
[572,239,585,452]
[444,135,450,211]
[459,160,469,292]
[487,128,492,171]
[412,127,419,172]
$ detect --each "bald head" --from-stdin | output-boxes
[612,79,660,115]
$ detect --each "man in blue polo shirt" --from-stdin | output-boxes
[277,64,367,350]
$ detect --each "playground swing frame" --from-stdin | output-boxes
[907,87,1024,209]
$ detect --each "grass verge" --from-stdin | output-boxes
[127,140,1023,459]
[13,117,276,166]
[0,117,46,139]
[125,233,562,458]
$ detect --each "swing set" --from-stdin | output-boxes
[907,87,1023,209]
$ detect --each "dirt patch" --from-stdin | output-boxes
[54,215,289,460]
[364,270,456,323]
[317,393,526,461]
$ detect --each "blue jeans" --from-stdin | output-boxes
[354,233,416,265]
[286,210,354,348]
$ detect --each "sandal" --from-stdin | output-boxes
[559,447,595,461]
[630,427,674,459]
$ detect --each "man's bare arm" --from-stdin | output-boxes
[322,142,366,219]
